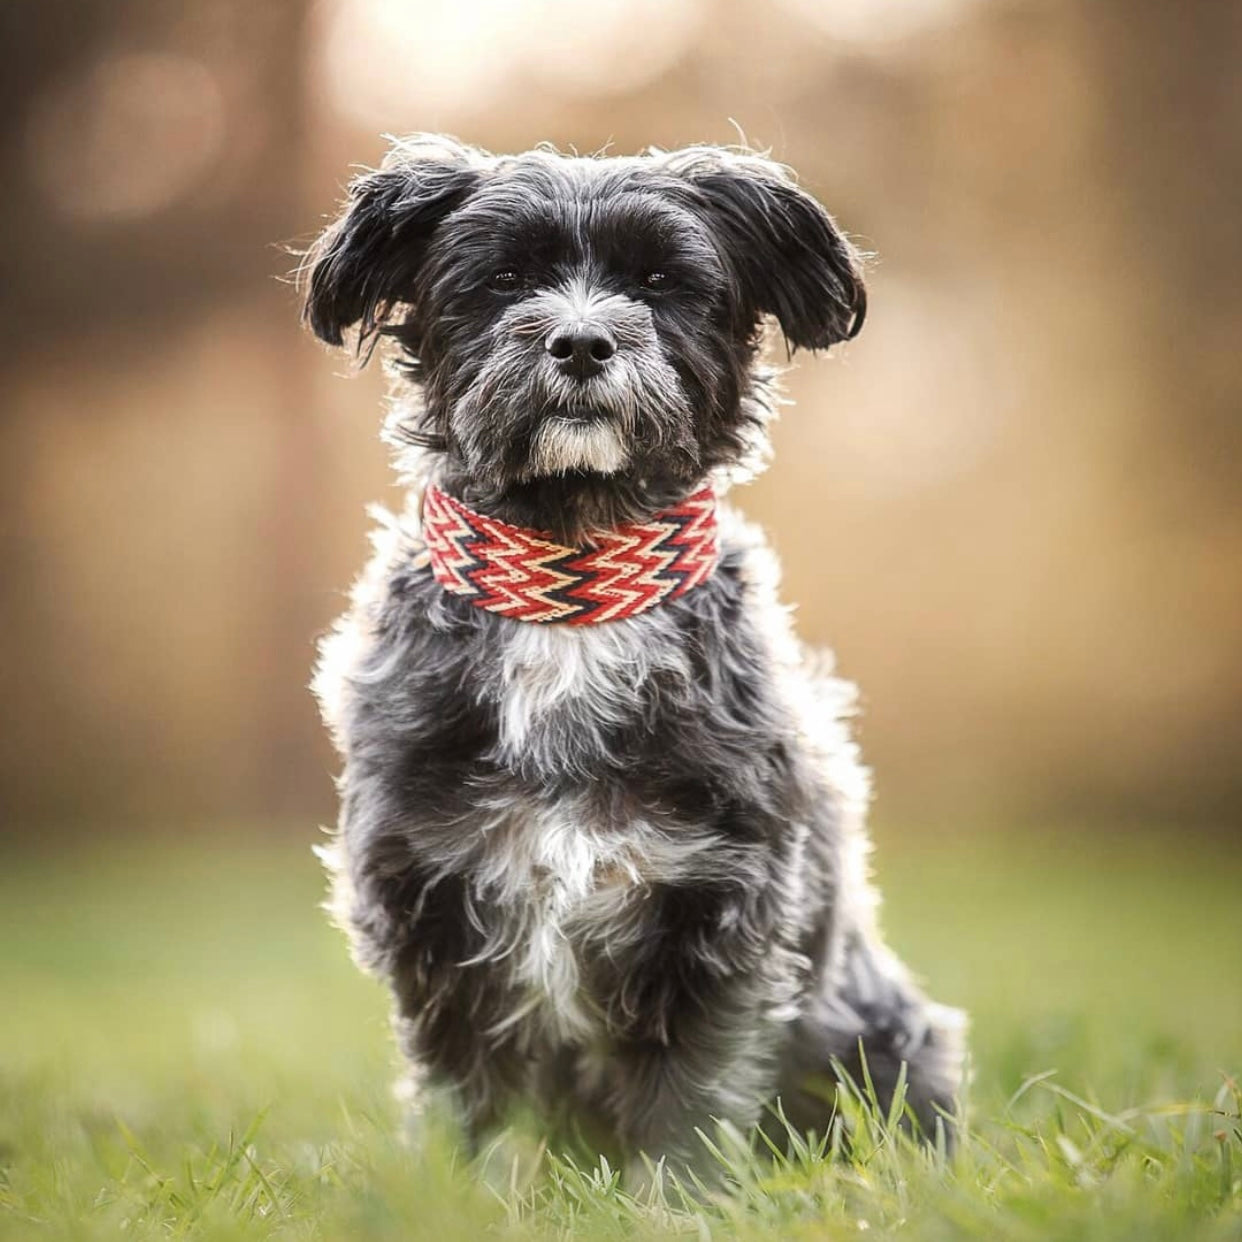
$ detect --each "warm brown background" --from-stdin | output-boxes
[2,0,1239,838]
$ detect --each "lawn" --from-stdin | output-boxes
[1,825,1239,1240]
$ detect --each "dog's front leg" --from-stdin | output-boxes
[610,1038,772,1190]
[326,792,528,1151]
[587,882,795,1187]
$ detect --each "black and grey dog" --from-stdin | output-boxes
[303,135,965,1180]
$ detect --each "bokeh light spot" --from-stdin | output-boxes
[26,52,226,222]
[318,0,703,124]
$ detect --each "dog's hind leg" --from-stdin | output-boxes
[774,930,967,1146]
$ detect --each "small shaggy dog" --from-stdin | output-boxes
[303,135,965,1180]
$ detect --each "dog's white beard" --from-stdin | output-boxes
[529,417,629,476]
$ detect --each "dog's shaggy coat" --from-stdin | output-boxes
[304,136,965,1178]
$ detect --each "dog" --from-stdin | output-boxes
[302,135,966,1182]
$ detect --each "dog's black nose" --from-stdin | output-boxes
[545,326,616,379]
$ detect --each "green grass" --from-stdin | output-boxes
[1,826,1239,1240]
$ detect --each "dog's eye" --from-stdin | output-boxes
[489,269,522,292]
[641,271,671,291]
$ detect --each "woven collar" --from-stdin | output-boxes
[421,483,719,625]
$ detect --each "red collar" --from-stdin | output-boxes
[421,483,720,625]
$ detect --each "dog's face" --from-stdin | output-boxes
[304,136,865,519]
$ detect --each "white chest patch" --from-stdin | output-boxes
[465,797,720,1044]
[514,808,629,1041]
[490,614,690,770]
[468,803,634,1042]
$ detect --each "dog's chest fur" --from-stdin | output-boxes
[469,623,713,1041]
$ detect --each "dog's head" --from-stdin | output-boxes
[303,135,865,534]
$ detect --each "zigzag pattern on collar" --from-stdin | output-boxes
[421,483,720,625]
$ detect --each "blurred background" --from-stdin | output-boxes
[2,0,1240,839]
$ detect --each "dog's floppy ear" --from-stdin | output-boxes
[662,148,867,350]
[302,135,485,353]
